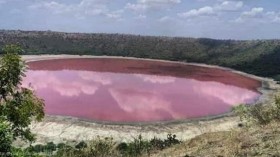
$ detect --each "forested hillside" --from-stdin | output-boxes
[0,30,279,80]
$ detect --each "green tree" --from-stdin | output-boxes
[0,45,45,153]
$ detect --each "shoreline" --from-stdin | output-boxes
[21,55,280,145]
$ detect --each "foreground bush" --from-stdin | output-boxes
[55,137,116,157]
[233,96,280,125]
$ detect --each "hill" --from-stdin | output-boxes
[0,30,279,80]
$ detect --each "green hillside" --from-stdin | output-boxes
[0,30,279,80]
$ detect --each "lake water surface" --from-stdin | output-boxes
[22,58,261,122]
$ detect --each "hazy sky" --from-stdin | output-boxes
[0,0,279,39]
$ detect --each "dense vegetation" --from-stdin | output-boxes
[0,30,279,80]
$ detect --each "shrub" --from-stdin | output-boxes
[0,120,13,155]
[75,141,87,150]
[116,142,128,154]
[87,137,115,157]
[45,142,57,152]
[150,134,181,150]
[126,135,151,157]
[52,134,181,157]
[233,96,280,125]
[11,148,41,157]
[55,137,116,157]
[57,143,67,149]
[32,144,45,153]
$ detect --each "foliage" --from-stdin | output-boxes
[45,142,57,152]
[0,119,13,154]
[116,134,181,157]
[36,134,181,157]
[0,45,45,154]
[55,137,116,157]
[75,141,87,150]
[233,96,280,125]
[11,147,41,157]
[57,143,67,149]
[31,144,45,153]
[121,135,151,157]
[150,134,181,150]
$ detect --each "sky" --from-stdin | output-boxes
[0,0,280,39]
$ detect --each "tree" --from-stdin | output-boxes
[0,45,45,153]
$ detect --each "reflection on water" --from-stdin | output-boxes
[22,58,261,122]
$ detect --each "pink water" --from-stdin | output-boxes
[22,58,261,122]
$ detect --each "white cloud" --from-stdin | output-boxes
[125,0,181,11]
[178,1,243,19]
[158,16,172,22]
[216,1,243,11]
[266,11,280,23]
[234,7,280,23]
[235,7,265,23]
[242,7,264,17]
[105,10,124,20]
[29,1,69,14]
[134,14,147,20]
[178,6,215,18]
[28,0,123,20]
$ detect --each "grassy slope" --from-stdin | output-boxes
[151,122,280,157]
[152,95,280,157]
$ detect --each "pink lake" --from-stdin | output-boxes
[22,58,261,122]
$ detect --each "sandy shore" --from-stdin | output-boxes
[20,55,280,145]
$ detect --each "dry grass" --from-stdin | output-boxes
[151,122,280,157]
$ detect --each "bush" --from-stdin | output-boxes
[125,135,151,157]
[150,134,181,150]
[117,134,180,156]
[87,137,115,157]
[116,142,128,154]
[50,134,181,157]
[11,147,41,157]
[32,144,45,153]
[0,120,13,155]
[55,137,116,157]
[75,141,87,150]
[57,143,67,149]
[233,96,280,125]
[45,142,57,152]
